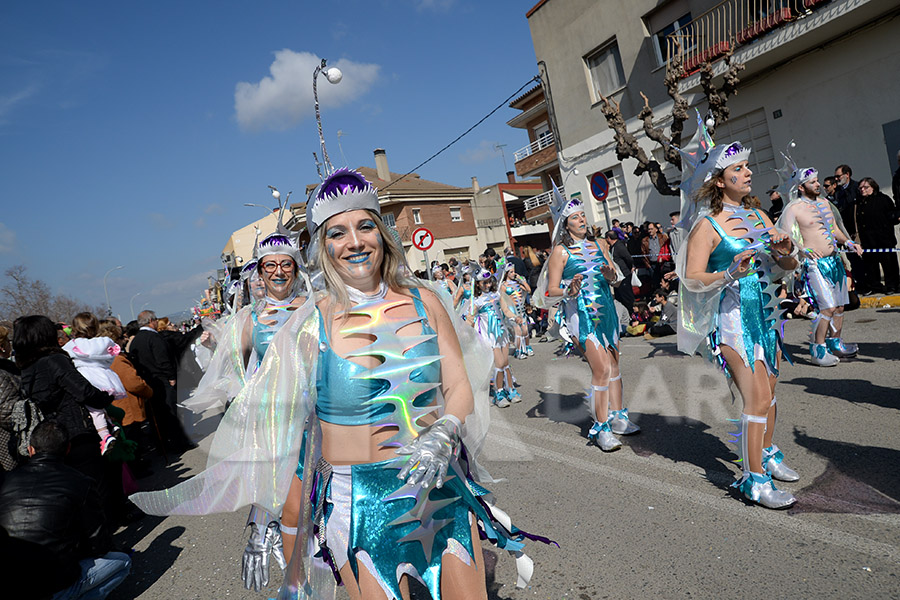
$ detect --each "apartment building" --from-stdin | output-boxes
[524,0,900,228]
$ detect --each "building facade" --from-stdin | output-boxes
[525,0,900,229]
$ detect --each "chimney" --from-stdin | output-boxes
[506,171,516,184]
[471,176,480,192]
[374,148,390,181]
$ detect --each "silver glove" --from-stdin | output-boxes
[396,415,461,488]
[241,521,286,591]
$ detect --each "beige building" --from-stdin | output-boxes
[221,211,280,269]
[524,0,900,228]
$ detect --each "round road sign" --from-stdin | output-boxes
[590,171,609,202]
[411,227,434,251]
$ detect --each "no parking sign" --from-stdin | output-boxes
[590,171,609,202]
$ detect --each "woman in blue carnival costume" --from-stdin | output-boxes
[675,115,801,509]
[469,265,521,407]
[431,264,457,299]
[452,266,473,320]
[132,61,552,600]
[534,186,640,452]
[501,263,532,359]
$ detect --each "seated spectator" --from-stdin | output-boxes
[0,420,131,599]
[524,304,547,339]
[647,289,677,337]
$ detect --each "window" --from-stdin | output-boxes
[533,122,553,151]
[652,13,692,67]
[600,165,631,218]
[412,208,422,224]
[586,40,626,102]
[381,212,396,227]
[450,207,462,222]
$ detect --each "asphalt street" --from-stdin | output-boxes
[110,306,900,600]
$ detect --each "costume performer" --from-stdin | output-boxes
[431,264,456,299]
[132,61,552,600]
[470,266,520,407]
[180,189,311,591]
[534,186,639,452]
[676,115,800,509]
[452,266,473,320]
[775,156,862,366]
[501,264,532,359]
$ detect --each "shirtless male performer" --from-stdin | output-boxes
[777,167,864,366]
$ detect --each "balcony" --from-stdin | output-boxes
[665,0,837,77]
[513,132,558,178]
[510,222,550,237]
[521,186,565,222]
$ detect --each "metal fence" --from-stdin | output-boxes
[666,0,830,75]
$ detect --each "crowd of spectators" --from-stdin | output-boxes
[0,309,205,599]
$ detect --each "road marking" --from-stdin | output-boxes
[488,430,900,563]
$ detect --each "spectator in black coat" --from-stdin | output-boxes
[605,230,635,314]
[856,177,900,294]
[129,310,195,452]
[0,420,131,599]
[12,315,122,519]
[834,164,867,292]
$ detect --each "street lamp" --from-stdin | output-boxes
[103,265,124,317]
[129,292,142,321]
[312,58,343,174]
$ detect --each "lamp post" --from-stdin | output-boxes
[103,265,124,316]
[312,58,343,174]
[129,292,142,321]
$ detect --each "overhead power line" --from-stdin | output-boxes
[381,75,541,191]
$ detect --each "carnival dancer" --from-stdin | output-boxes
[676,119,800,509]
[775,158,863,366]
[535,186,638,451]
[470,266,520,406]
[452,265,474,320]
[132,61,552,599]
[179,188,310,592]
[432,263,457,299]
[502,264,532,358]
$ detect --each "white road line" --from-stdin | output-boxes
[488,434,900,563]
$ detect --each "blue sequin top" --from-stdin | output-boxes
[315,289,441,426]
[560,240,619,349]
[251,304,297,364]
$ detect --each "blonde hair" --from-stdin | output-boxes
[694,173,752,216]
[157,317,170,330]
[311,210,414,316]
[71,312,100,339]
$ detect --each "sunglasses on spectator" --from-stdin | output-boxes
[261,260,295,273]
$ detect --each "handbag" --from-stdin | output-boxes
[631,270,641,288]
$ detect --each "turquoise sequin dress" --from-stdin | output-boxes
[559,240,619,350]
[703,208,787,375]
[472,291,510,348]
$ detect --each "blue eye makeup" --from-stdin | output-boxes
[325,227,344,239]
[359,219,376,230]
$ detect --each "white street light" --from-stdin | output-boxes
[129,292,142,321]
[104,265,125,317]
[313,58,342,173]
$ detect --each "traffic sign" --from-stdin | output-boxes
[411,227,434,251]
[590,171,609,202]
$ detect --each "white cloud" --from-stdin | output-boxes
[235,50,380,132]
[149,212,175,230]
[459,140,502,165]
[0,84,39,123]
[204,203,225,215]
[0,222,15,253]
[416,0,455,11]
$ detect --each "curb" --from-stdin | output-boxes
[859,294,900,308]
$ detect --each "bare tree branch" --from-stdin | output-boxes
[700,44,745,137]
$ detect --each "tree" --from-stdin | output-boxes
[0,265,104,324]
[597,44,745,197]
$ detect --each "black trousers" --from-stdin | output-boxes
[863,250,900,292]
[614,281,635,314]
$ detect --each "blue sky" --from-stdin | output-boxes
[0,1,540,319]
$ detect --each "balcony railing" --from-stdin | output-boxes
[513,132,556,162]
[524,186,565,211]
[666,0,829,76]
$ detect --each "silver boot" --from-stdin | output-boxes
[763,445,799,482]
[826,337,858,358]
[735,472,796,509]
[608,408,640,435]
[810,343,839,366]
[588,420,622,452]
